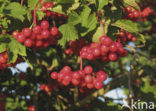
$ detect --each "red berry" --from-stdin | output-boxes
[100,36,112,46]
[0,56,7,64]
[125,6,133,13]
[41,30,50,39]
[33,26,41,34]
[24,39,33,47]
[110,43,117,52]
[87,53,94,60]
[72,79,80,86]
[84,65,93,74]
[22,28,32,37]
[12,31,19,39]
[61,66,71,74]
[40,84,46,90]
[94,81,103,89]
[17,33,26,43]
[50,27,59,36]
[127,13,134,19]
[40,21,49,29]
[72,72,81,79]
[133,10,140,18]
[87,83,94,89]
[28,106,36,111]
[108,52,118,61]
[50,72,58,79]
[132,37,136,41]
[92,47,101,57]
[63,74,72,82]
[85,75,93,83]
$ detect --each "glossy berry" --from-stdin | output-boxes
[40,21,49,29]
[22,28,32,37]
[33,26,41,34]
[108,52,118,61]
[24,39,33,47]
[41,30,50,39]
[85,75,93,83]
[50,27,59,36]
[125,6,133,13]
[84,66,93,74]
[94,81,103,89]
[51,72,58,79]
[17,33,26,43]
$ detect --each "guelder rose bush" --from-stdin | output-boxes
[0,0,155,111]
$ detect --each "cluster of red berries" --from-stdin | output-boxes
[0,51,22,70]
[65,38,86,56]
[116,30,137,43]
[80,36,127,62]
[125,6,152,21]
[12,20,60,49]
[51,65,107,89]
[28,105,36,111]
[41,2,68,25]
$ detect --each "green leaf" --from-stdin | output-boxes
[37,11,45,21]
[136,34,146,45]
[7,38,26,63]
[92,27,103,42]
[123,0,140,11]
[51,5,65,14]
[52,57,59,68]
[96,0,108,11]
[0,43,7,53]
[57,0,75,4]
[4,2,28,21]
[68,11,81,25]
[28,0,39,9]
[79,6,98,36]
[112,19,139,33]
[58,23,78,47]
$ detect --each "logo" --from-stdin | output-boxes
[122,99,155,110]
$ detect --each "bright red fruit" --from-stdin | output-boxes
[28,105,36,111]
[24,39,33,47]
[41,30,50,39]
[40,21,49,29]
[94,81,103,89]
[22,28,32,37]
[85,75,93,83]
[125,6,133,13]
[84,66,93,74]
[51,72,58,79]
[108,52,118,61]
[33,26,41,34]
[50,27,59,36]
[17,33,26,43]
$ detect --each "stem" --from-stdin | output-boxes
[80,57,83,70]
[21,0,23,5]
[100,21,105,35]
[33,0,42,26]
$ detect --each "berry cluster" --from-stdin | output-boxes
[12,20,60,49]
[125,6,152,21]
[41,2,68,25]
[51,65,107,89]
[80,36,127,62]
[116,30,137,43]
[0,51,22,70]
[65,38,86,56]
